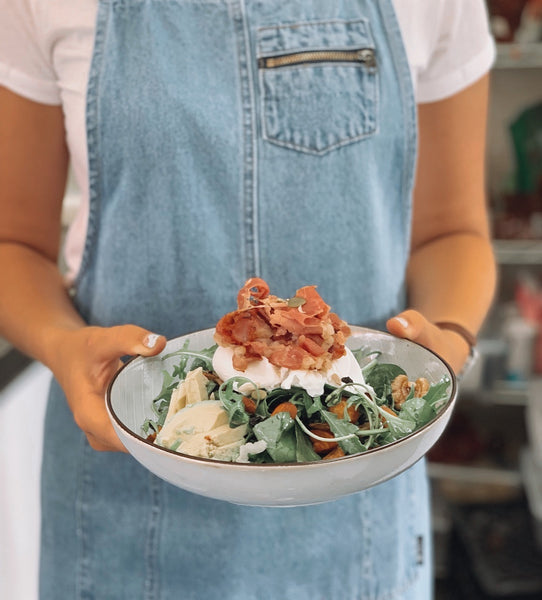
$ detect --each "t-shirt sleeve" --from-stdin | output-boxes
[416,0,496,104]
[0,0,61,105]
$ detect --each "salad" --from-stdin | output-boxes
[141,278,450,463]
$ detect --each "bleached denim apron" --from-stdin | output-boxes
[40,1,431,598]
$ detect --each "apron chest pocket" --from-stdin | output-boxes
[257,19,378,155]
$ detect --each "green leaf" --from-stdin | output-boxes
[422,379,451,411]
[398,396,436,428]
[294,424,321,462]
[265,388,297,413]
[320,410,366,455]
[217,378,250,428]
[378,406,416,441]
[162,344,218,380]
[287,296,306,308]
[247,450,274,464]
[253,413,297,463]
[255,397,271,419]
[366,363,406,401]
[154,369,178,403]
[355,349,382,379]
[305,394,324,417]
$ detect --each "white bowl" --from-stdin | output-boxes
[106,326,457,507]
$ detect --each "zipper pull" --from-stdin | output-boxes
[357,48,376,70]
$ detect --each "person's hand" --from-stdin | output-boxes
[386,309,470,375]
[49,325,167,452]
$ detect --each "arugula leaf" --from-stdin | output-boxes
[320,410,366,455]
[283,389,313,422]
[253,413,297,463]
[265,388,297,414]
[305,394,324,418]
[247,450,274,464]
[377,406,416,441]
[141,369,179,435]
[366,363,406,401]
[255,398,271,419]
[294,424,321,462]
[422,379,451,411]
[162,344,218,374]
[154,369,178,404]
[355,349,382,379]
[217,378,250,428]
[398,396,436,428]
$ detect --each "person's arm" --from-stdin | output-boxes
[0,87,166,451]
[387,74,497,374]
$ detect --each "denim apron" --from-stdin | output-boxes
[40,1,431,598]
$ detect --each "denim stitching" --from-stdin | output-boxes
[73,0,109,302]
[256,18,372,49]
[359,490,374,596]
[75,439,94,600]
[261,128,378,156]
[356,475,424,600]
[368,466,430,600]
[374,570,421,600]
[378,0,417,260]
[106,0,230,6]
[143,475,162,600]
[232,0,259,278]
[407,464,418,580]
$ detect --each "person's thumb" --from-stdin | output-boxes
[94,324,167,360]
[385,309,438,349]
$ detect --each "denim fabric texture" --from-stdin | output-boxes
[40,0,430,598]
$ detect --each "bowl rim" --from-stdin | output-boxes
[106,326,457,469]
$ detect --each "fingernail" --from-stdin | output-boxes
[395,317,409,329]
[144,333,160,348]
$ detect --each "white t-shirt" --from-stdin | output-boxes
[0,0,495,282]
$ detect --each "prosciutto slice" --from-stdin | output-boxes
[215,278,351,372]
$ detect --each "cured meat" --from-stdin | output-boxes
[215,278,351,371]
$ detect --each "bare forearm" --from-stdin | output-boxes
[0,242,85,369]
[406,231,497,336]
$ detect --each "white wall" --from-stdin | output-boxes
[0,363,50,600]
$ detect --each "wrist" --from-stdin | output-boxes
[435,325,475,378]
[433,321,477,349]
[39,321,86,374]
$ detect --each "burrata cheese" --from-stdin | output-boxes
[212,345,364,397]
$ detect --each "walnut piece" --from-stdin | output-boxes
[391,374,431,409]
[414,377,430,398]
[391,374,411,409]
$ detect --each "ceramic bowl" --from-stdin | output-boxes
[106,326,457,507]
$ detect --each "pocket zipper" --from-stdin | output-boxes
[258,48,376,70]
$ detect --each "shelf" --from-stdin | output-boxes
[471,380,530,407]
[495,43,542,69]
[461,376,542,407]
[493,239,542,264]
[428,462,522,487]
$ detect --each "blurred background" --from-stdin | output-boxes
[1,1,542,598]
[432,1,542,598]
